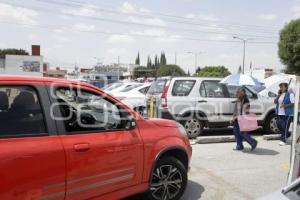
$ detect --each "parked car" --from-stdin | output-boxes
[113,83,151,115]
[0,75,192,200]
[106,82,142,94]
[146,77,172,118]
[147,77,278,138]
[258,178,300,200]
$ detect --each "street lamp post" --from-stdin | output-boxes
[187,51,204,75]
[233,36,252,74]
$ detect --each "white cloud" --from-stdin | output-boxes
[119,2,150,14]
[120,2,136,13]
[72,23,95,32]
[291,0,300,19]
[256,14,277,21]
[127,16,166,26]
[208,34,227,41]
[130,29,181,43]
[131,29,167,37]
[108,34,135,44]
[0,3,38,25]
[185,13,218,21]
[62,4,99,17]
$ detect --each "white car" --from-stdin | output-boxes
[113,83,151,114]
[105,82,142,94]
[147,77,278,138]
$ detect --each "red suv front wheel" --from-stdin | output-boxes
[148,157,188,200]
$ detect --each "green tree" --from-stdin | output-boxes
[147,56,152,68]
[160,52,167,65]
[197,66,231,77]
[278,19,300,74]
[154,55,159,67]
[278,18,300,74]
[157,65,185,76]
[187,70,191,76]
[133,66,156,78]
[0,48,29,58]
[135,52,140,65]
[238,65,242,73]
[195,67,201,74]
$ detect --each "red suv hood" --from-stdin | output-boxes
[149,118,177,127]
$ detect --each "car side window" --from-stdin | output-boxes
[226,85,256,99]
[139,86,149,94]
[0,86,47,137]
[172,80,196,96]
[200,81,225,98]
[55,88,128,133]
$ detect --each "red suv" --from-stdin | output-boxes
[0,76,192,200]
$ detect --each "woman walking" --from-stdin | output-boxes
[274,82,294,146]
[232,87,258,151]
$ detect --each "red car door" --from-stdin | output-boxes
[52,86,144,200]
[0,84,66,200]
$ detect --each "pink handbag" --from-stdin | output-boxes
[237,113,258,132]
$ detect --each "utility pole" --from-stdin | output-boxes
[117,56,120,81]
[233,36,253,74]
[187,51,204,75]
[175,51,177,65]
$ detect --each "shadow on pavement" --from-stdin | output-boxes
[243,147,279,156]
[181,180,205,200]
[124,180,205,200]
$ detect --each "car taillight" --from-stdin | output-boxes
[160,85,169,108]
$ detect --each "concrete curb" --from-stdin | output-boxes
[263,134,281,140]
[195,136,236,144]
[191,134,281,145]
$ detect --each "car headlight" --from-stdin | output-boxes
[176,122,187,137]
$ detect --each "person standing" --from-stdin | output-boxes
[274,82,295,146]
[232,87,258,151]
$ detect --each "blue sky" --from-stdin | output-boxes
[0,0,299,73]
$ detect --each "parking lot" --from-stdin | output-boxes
[128,131,290,200]
[183,139,290,200]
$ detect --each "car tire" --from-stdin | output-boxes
[147,157,188,200]
[263,113,279,134]
[183,118,203,139]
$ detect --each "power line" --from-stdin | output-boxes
[46,0,281,31]
[7,0,280,39]
[35,0,280,35]
[0,19,278,44]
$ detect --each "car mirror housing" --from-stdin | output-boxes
[125,116,136,130]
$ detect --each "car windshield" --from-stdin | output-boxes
[147,79,168,95]
[119,84,143,92]
[105,83,123,91]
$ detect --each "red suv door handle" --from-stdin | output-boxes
[74,143,90,152]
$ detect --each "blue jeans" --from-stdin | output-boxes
[233,121,257,149]
[276,115,292,142]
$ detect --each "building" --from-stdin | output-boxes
[245,68,274,82]
[43,67,67,79]
[0,45,43,76]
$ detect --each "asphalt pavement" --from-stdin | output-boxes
[183,140,290,200]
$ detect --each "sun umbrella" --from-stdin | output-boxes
[264,74,296,88]
[220,73,262,86]
[265,76,296,94]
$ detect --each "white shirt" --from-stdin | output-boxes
[278,92,295,115]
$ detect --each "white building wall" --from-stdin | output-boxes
[3,55,43,76]
[245,69,265,82]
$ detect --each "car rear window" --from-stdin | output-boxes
[119,84,143,92]
[147,79,168,95]
[172,80,196,96]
